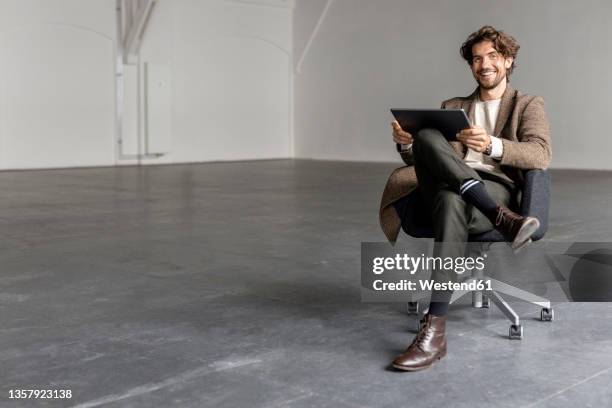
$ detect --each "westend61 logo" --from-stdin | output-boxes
[372,253,486,275]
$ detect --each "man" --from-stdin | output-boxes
[378,26,551,371]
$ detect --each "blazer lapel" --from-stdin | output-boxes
[452,87,479,157]
[493,84,517,137]
[462,87,479,125]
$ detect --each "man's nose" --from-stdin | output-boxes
[482,58,493,69]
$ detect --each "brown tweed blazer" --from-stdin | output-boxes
[379,84,552,243]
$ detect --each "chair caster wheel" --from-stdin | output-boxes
[406,301,419,315]
[540,307,554,321]
[482,296,490,308]
[509,324,523,340]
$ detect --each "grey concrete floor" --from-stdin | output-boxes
[1,159,612,408]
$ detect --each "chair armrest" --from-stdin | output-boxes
[519,169,550,240]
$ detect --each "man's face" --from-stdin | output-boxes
[470,41,513,90]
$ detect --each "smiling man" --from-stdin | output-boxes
[378,26,552,371]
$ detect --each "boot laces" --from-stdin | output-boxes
[409,319,431,351]
[495,208,517,230]
[495,209,505,226]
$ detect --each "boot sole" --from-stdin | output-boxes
[392,348,447,372]
[511,217,540,252]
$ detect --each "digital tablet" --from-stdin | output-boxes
[390,109,471,142]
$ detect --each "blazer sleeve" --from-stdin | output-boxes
[499,96,552,169]
[396,144,414,166]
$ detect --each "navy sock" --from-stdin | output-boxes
[459,179,498,218]
[428,300,450,316]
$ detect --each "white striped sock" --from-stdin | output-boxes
[460,179,480,195]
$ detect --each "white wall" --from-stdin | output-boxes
[293,0,612,170]
[0,0,116,170]
[0,0,293,170]
[293,0,327,72]
[8,0,607,171]
[138,0,293,165]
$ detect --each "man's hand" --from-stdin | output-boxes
[457,126,491,152]
[392,121,412,145]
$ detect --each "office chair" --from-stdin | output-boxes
[404,169,553,339]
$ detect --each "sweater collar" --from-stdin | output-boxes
[463,83,516,136]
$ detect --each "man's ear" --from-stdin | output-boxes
[505,57,513,69]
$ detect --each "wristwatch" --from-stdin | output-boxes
[484,140,493,156]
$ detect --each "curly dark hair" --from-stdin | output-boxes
[460,26,520,77]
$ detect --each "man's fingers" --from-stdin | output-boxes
[391,121,413,145]
[393,132,412,143]
[461,138,482,146]
[464,141,486,151]
[458,134,487,143]
[457,135,486,151]
[392,126,411,138]
[392,121,410,134]
[394,135,412,144]
[459,128,485,137]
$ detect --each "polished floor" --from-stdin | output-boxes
[1,159,612,407]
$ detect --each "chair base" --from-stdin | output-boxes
[407,276,555,340]
[449,275,554,339]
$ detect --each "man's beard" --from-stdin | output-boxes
[477,71,505,89]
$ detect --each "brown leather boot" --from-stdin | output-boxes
[493,205,540,251]
[392,314,447,371]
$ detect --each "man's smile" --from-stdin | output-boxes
[479,70,497,80]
